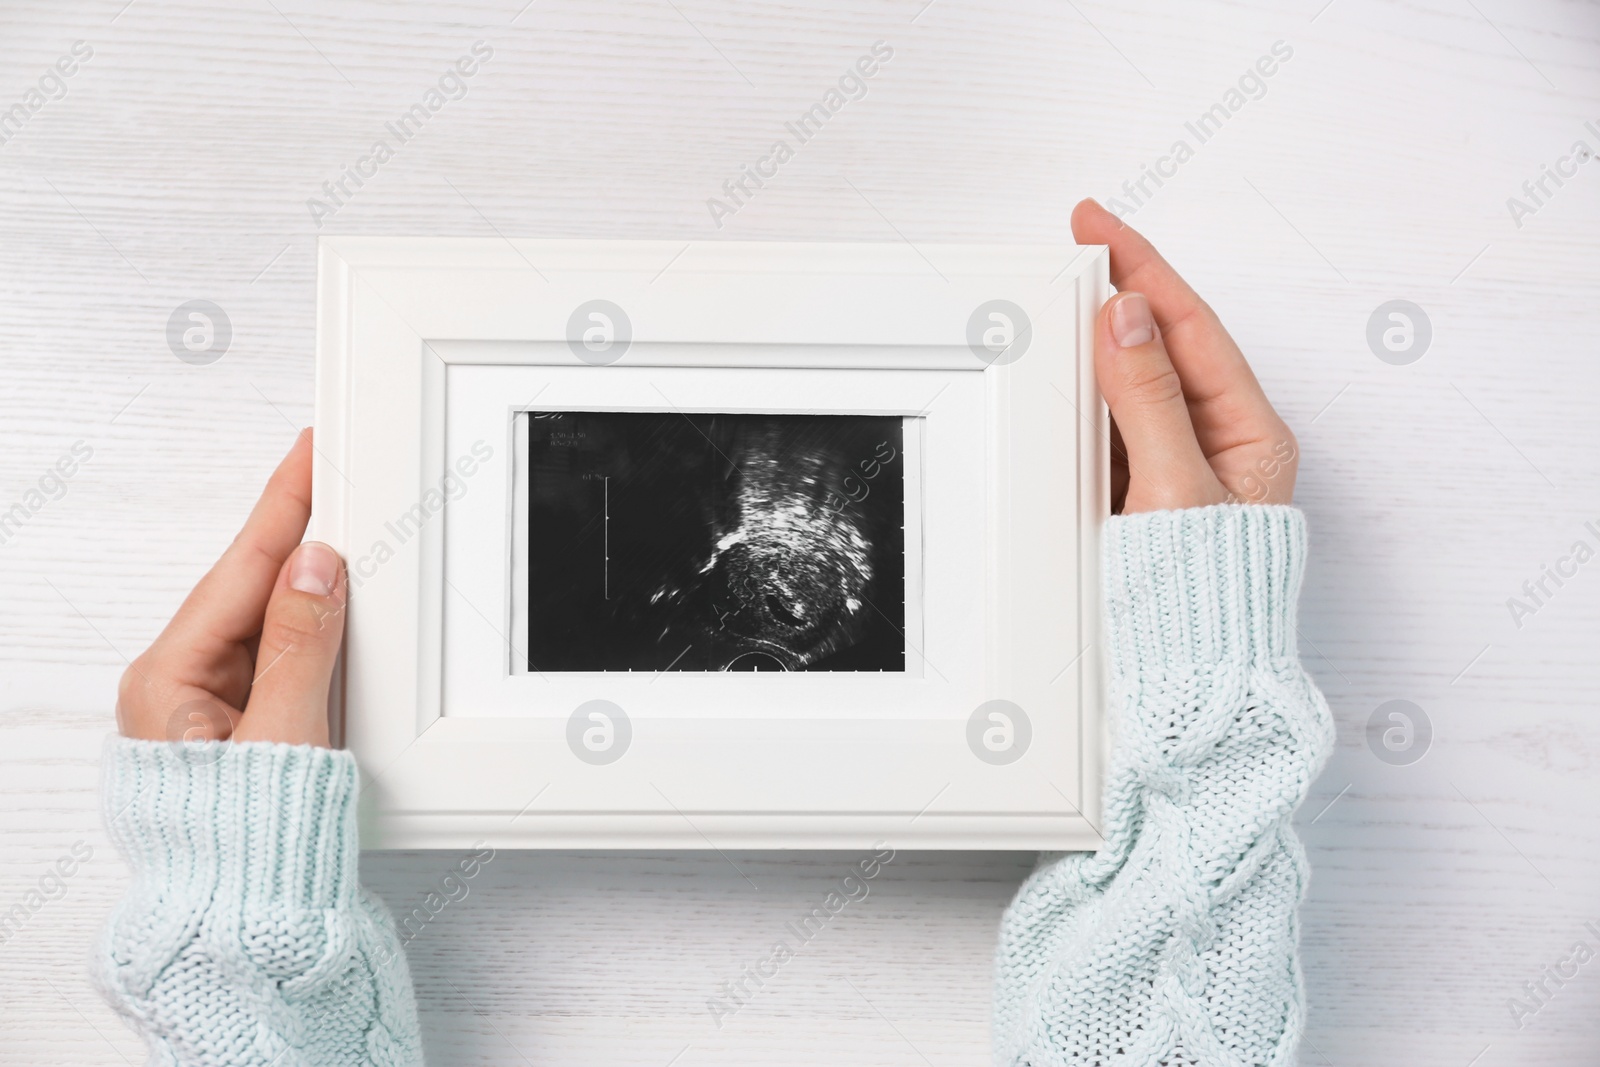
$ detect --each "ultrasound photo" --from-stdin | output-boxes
[524,411,905,672]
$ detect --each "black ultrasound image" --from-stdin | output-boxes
[526,412,905,672]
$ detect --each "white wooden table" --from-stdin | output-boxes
[2,2,1596,1063]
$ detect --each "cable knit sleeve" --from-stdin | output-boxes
[94,737,423,1066]
[993,505,1334,1067]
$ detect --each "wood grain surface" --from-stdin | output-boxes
[1,1,1596,1063]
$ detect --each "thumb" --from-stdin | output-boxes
[1095,292,1226,513]
[237,541,346,746]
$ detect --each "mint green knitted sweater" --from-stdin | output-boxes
[96,741,423,1064]
[994,505,1332,1066]
[96,505,1329,1067]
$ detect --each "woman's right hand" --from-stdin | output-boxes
[1071,199,1299,515]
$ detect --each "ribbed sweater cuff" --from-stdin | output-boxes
[102,736,361,911]
[1103,504,1307,682]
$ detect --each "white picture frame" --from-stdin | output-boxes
[312,238,1109,851]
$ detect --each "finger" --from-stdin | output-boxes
[1096,292,1227,513]
[1108,416,1130,514]
[1072,199,1279,450]
[236,541,346,747]
[163,430,314,651]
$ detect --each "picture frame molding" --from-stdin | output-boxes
[313,237,1109,850]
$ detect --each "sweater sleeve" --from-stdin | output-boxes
[94,736,423,1066]
[992,504,1334,1067]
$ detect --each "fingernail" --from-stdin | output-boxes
[289,541,339,596]
[1111,293,1157,348]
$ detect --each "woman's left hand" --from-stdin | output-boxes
[115,430,347,748]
